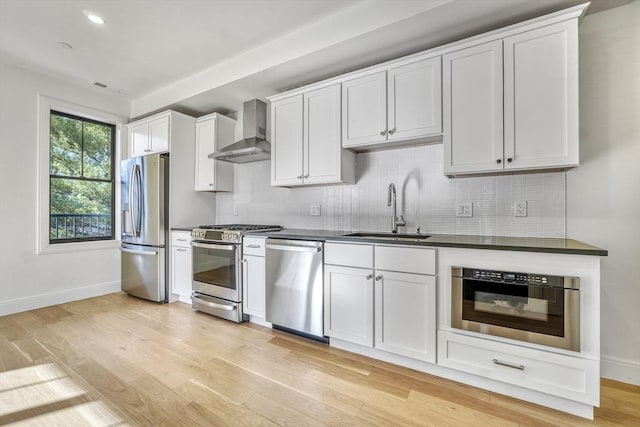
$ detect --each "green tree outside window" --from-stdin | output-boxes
[50,111,115,242]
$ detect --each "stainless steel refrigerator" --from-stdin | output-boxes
[120,154,169,302]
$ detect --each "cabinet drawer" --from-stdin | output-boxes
[437,331,599,404]
[243,237,266,257]
[171,231,191,248]
[325,242,373,268]
[375,246,435,275]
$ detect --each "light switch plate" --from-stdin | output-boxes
[310,205,321,216]
[514,201,527,217]
[456,202,473,217]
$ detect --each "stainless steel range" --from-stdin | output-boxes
[190,224,281,322]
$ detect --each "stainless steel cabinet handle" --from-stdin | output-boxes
[176,238,187,242]
[388,128,395,135]
[304,174,309,179]
[120,247,157,256]
[191,242,235,251]
[246,244,261,249]
[192,295,235,311]
[496,159,502,164]
[208,183,214,186]
[366,274,373,280]
[176,248,187,252]
[507,157,513,163]
[375,275,382,281]
[297,175,303,179]
[266,244,321,253]
[380,130,387,136]
[492,359,525,371]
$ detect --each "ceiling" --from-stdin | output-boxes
[0,0,631,118]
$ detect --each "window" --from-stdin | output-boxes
[49,111,115,243]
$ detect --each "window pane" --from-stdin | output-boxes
[83,121,112,180]
[50,178,112,240]
[50,114,82,177]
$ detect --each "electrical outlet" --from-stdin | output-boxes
[232,205,239,216]
[456,202,473,217]
[514,200,527,217]
[310,205,321,216]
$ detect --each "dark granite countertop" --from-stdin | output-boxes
[246,229,607,256]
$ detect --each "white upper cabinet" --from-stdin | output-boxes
[194,113,235,192]
[444,20,579,175]
[128,114,170,157]
[271,95,304,186]
[443,41,504,174]
[271,86,355,187]
[343,57,442,149]
[503,20,579,170]
[126,111,194,159]
[387,57,442,141]
[342,72,387,147]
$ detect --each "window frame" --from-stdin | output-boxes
[49,110,116,244]
[38,95,125,254]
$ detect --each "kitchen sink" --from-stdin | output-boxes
[343,232,431,242]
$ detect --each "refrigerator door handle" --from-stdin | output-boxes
[126,163,136,237]
[132,164,142,237]
[120,247,158,256]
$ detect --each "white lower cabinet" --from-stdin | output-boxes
[438,330,599,405]
[324,242,436,363]
[324,265,374,347]
[242,237,267,320]
[170,231,192,304]
[375,271,436,363]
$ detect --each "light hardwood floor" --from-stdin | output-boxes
[1,293,638,426]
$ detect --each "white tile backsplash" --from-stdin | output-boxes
[216,144,566,237]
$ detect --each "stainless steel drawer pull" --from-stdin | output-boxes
[176,248,187,252]
[493,359,525,371]
[120,248,157,256]
[176,238,187,242]
[246,244,261,249]
[266,244,321,253]
[192,296,235,311]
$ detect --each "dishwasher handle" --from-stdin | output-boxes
[266,244,321,253]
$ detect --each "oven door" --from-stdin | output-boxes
[191,241,241,302]
[451,271,580,351]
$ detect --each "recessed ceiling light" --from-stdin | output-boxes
[87,14,105,24]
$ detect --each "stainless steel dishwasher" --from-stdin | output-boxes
[265,238,326,341]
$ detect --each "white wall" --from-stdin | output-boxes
[217,143,566,238]
[0,62,130,315]
[567,1,640,385]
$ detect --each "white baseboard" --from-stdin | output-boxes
[601,355,640,386]
[0,281,121,316]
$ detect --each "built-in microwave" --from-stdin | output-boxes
[451,266,580,351]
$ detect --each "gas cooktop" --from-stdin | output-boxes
[192,224,282,244]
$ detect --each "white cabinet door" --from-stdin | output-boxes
[388,57,442,141]
[129,122,149,157]
[342,71,387,147]
[504,20,579,170]
[171,245,192,302]
[374,271,436,363]
[194,119,216,191]
[271,95,304,186]
[304,84,342,185]
[443,40,504,174]
[324,265,374,347]
[243,255,266,318]
[149,115,170,153]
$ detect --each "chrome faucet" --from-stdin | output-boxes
[387,183,406,233]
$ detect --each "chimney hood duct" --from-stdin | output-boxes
[209,99,270,163]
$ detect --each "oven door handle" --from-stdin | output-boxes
[191,295,235,311]
[191,242,236,251]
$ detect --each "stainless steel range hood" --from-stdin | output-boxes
[209,99,270,163]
